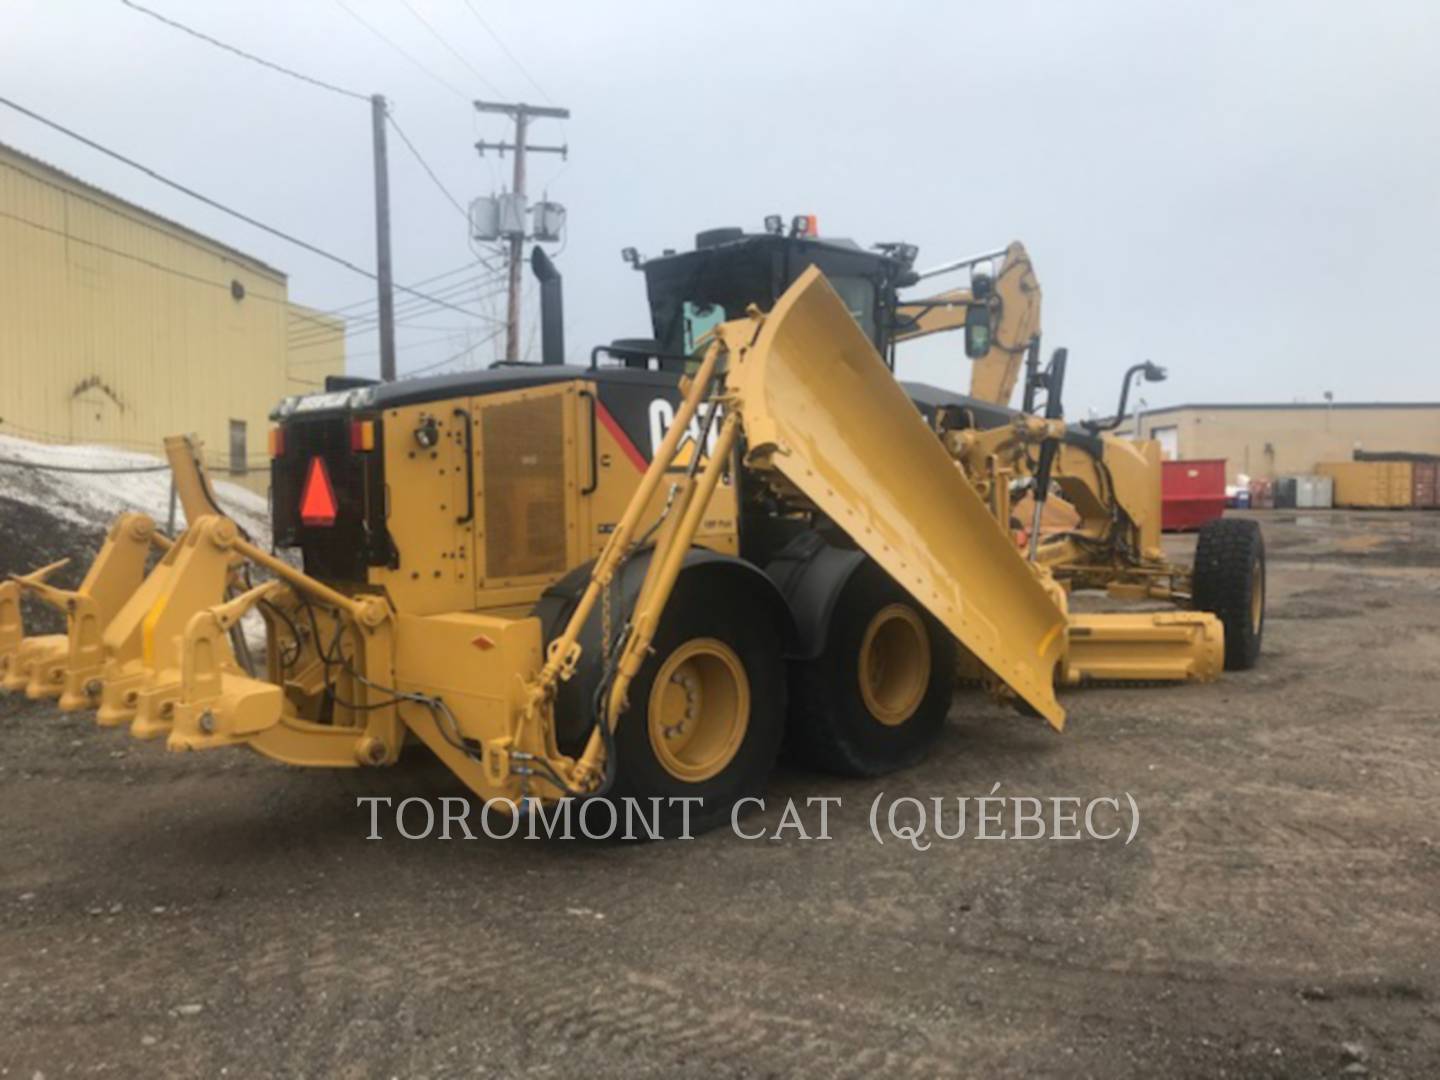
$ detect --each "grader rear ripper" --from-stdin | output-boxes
[1,265,1263,835]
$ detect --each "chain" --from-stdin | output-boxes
[601,573,614,664]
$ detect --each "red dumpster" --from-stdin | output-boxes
[1162,458,1227,531]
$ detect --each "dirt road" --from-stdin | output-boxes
[3,511,1438,1078]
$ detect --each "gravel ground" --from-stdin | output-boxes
[2,510,1438,1078]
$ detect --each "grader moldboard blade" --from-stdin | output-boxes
[725,265,1069,728]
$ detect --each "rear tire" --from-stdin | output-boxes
[603,574,786,837]
[788,563,956,776]
[1192,517,1265,670]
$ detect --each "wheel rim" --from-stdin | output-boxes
[648,638,749,783]
[858,604,930,727]
[1250,558,1264,633]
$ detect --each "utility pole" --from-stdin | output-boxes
[371,93,397,381]
[475,100,569,363]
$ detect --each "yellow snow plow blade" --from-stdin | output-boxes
[726,266,1068,728]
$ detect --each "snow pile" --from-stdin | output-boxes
[0,435,273,626]
[0,434,270,540]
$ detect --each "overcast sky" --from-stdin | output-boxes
[5,0,1438,414]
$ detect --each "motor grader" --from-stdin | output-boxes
[0,253,1261,836]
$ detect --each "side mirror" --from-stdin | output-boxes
[964,299,993,359]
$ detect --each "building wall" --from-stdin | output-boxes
[1122,405,1440,483]
[284,302,346,396]
[0,144,343,491]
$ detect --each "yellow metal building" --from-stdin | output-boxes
[0,141,344,490]
[284,302,347,398]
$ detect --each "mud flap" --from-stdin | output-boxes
[725,266,1068,728]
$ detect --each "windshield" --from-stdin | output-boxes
[645,243,889,356]
[826,276,878,340]
[656,276,879,356]
[682,301,726,353]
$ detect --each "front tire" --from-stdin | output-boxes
[788,563,956,776]
[1192,517,1265,670]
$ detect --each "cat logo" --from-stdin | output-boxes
[648,397,724,470]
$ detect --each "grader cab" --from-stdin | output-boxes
[1,263,1260,836]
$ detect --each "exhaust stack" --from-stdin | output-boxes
[531,246,565,365]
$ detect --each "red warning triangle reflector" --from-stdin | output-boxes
[299,456,338,527]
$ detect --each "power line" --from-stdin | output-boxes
[288,273,492,338]
[286,275,504,346]
[0,94,485,320]
[287,261,479,325]
[114,4,481,343]
[392,318,501,333]
[119,0,369,101]
[288,257,505,324]
[0,181,499,368]
[386,109,467,218]
[397,0,506,97]
[288,298,499,348]
[0,204,368,377]
[458,0,554,104]
[287,294,505,351]
[333,0,469,102]
[285,261,485,326]
[402,326,505,377]
[289,289,506,350]
[290,327,490,367]
[0,206,298,311]
[0,154,341,338]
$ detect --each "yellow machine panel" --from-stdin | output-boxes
[481,393,571,580]
[370,401,476,615]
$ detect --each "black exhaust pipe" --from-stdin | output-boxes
[531,247,565,365]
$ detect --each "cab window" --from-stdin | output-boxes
[827,276,878,340]
[682,301,726,354]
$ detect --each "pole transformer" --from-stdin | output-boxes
[475,100,569,363]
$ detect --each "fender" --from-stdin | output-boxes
[763,531,869,662]
[533,548,797,751]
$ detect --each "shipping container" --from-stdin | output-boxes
[1162,458,1227,530]
[1316,461,1413,508]
[1413,460,1439,508]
